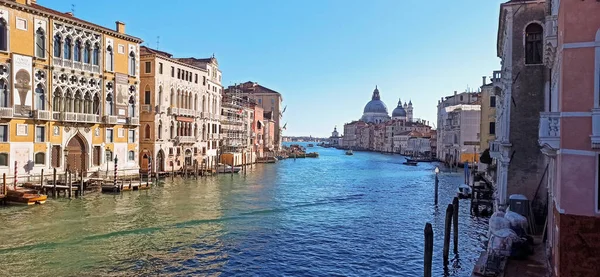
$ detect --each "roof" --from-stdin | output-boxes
[445,104,481,113]
[140,46,173,58]
[177,57,219,68]
[11,1,143,43]
[226,81,281,95]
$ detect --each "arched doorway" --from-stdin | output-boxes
[66,133,88,173]
[141,153,150,172]
[156,150,165,172]
[185,149,192,168]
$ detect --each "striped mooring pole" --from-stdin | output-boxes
[113,156,118,187]
[13,161,17,189]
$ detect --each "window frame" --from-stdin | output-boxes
[0,124,7,142]
[35,125,45,142]
[0,152,8,166]
[128,150,135,161]
[128,129,135,143]
[106,128,114,143]
[489,122,496,135]
[490,95,496,108]
[145,61,151,74]
[34,152,45,165]
[525,23,544,65]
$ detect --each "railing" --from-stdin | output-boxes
[157,105,167,114]
[489,141,501,159]
[179,108,194,117]
[538,112,560,150]
[176,136,196,144]
[126,117,140,125]
[33,110,51,120]
[59,112,101,123]
[141,105,152,113]
[53,58,100,73]
[0,107,13,118]
[103,115,118,124]
[168,107,178,115]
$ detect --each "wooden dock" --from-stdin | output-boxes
[101,181,152,193]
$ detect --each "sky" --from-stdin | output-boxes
[44,0,505,137]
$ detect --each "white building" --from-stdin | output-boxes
[437,104,481,165]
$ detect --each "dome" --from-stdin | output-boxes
[392,99,407,118]
[363,86,389,114]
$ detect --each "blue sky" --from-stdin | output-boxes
[44,0,504,137]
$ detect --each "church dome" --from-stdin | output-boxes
[392,99,407,118]
[363,86,389,115]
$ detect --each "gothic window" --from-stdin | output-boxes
[64,37,72,59]
[92,43,99,65]
[128,51,136,76]
[53,88,62,112]
[170,122,174,139]
[35,28,45,58]
[106,45,114,71]
[83,42,91,64]
[170,88,175,107]
[53,35,61,57]
[128,95,135,117]
[84,92,92,114]
[35,84,45,110]
[65,90,73,112]
[106,93,114,115]
[128,150,135,161]
[144,89,151,105]
[158,86,162,105]
[0,79,7,107]
[74,90,82,113]
[74,40,81,62]
[525,23,543,65]
[0,19,7,51]
[93,93,99,115]
[145,124,151,139]
[194,94,198,110]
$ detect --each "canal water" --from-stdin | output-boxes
[0,143,488,277]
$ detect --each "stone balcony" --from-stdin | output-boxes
[0,107,13,118]
[176,136,197,144]
[178,108,194,117]
[102,115,118,124]
[33,110,51,120]
[592,108,600,149]
[125,117,140,126]
[168,107,178,116]
[52,112,100,123]
[538,112,560,150]
[492,70,502,88]
[156,105,168,114]
[53,58,100,74]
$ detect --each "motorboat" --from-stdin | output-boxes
[6,188,47,205]
[345,150,353,155]
[217,164,242,173]
[457,183,472,199]
[308,144,314,147]
[402,161,418,166]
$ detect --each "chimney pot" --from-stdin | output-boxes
[482,76,487,86]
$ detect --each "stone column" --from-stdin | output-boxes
[496,159,509,210]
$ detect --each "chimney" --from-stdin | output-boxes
[482,76,486,86]
[116,21,125,34]
[64,12,73,16]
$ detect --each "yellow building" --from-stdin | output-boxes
[0,0,142,180]
[479,78,496,152]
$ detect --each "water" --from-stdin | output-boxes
[0,143,488,277]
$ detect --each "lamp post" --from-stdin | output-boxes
[434,166,440,205]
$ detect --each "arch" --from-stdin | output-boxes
[52,87,62,112]
[65,89,73,112]
[53,34,62,57]
[170,88,175,107]
[525,22,543,64]
[84,92,92,114]
[74,39,82,62]
[0,19,7,51]
[128,95,136,117]
[106,92,114,115]
[156,149,165,172]
[35,27,45,58]
[158,120,163,140]
[0,78,8,108]
[194,94,198,110]
[35,84,45,110]
[92,93,100,115]
[64,36,72,59]
[65,132,88,172]
[145,124,151,139]
[106,45,114,71]
[128,51,136,75]
[158,85,163,105]
[34,152,45,165]
[74,90,83,113]
[92,43,100,65]
[83,41,91,64]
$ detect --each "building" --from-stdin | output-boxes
[479,77,496,153]
[138,46,216,173]
[437,104,481,165]
[225,82,283,151]
[361,86,390,123]
[251,103,264,158]
[436,91,479,161]
[0,0,143,180]
[539,0,600,275]
[262,111,276,154]
[328,126,341,146]
[490,0,546,214]
[220,92,253,166]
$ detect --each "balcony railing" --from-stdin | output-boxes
[592,109,600,149]
[125,117,140,125]
[141,105,152,113]
[33,110,51,120]
[489,140,501,159]
[179,108,194,117]
[0,107,13,118]
[53,58,100,73]
[538,112,560,150]
[157,105,167,114]
[168,107,178,115]
[176,136,197,144]
[103,115,118,124]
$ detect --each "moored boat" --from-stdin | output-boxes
[306,152,319,158]
[345,150,353,155]
[457,183,472,199]
[402,161,418,166]
[6,189,47,205]
[217,164,242,173]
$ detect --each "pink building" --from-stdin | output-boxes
[540,0,600,275]
[252,104,264,158]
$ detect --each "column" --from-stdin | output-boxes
[497,160,509,210]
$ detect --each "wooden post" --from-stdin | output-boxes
[68,171,72,198]
[80,168,84,196]
[424,222,433,277]
[40,169,44,193]
[2,173,6,195]
[52,168,57,198]
[194,162,198,179]
[171,160,174,181]
[434,174,439,205]
[146,171,150,186]
[443,204,453,267]
[453,196,459,254]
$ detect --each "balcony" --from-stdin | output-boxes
[156,105,167,114]
[33,110,51,120]
[489,141,501,159]
[538,112,560,150]
[141,105,152,113]
[53,58,100,73]
[592,109,600,149]
[0,107,13,118]
[125,117,140,125]
[52,112,100,123]
[103,115,118,124]
[179,108,194,117]
[168,107,178,115]
[176,136,196,144]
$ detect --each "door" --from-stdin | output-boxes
[66,134,88,173]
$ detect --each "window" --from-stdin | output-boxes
[118,44,125,54]
[145,61,151,73]
[64,37,72,59]
[128,129,135,143]
[489,122,496,135]
[128,150,135,161]
[0,79,8,107]
[106,45,114,71]
[0,125,7,142]
[177,68,181,79]
[0,19,6,51]
[34,152,45,165]
[106,93,114,115]
[35,126,45,142]
[0,153,7,166]
[128,96,135,117]
[145,90,151,105]
[145,124,151,139]
[171,66,174,77]
[16,17,27,30]
[158,121,162,139]
[106,150,113,161]
[195,74,198,83]
[169,147,173,155]
[92,146,101,166]
[159,62,163,74]
[35,84,45,110]
[106,129,114,142]
[128,51,136,76]
[490,96,496,108]
[35,28,45,58]
[53,35,62,57]
[83,42,91,64]
[525,23,543,65]
[92,43,99,65]
[74,40,81,62]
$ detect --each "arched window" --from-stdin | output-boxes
[106,45,114,71]
[202,96,206,112]
[106,93,114,115]
[0,79,8,108]
[158,120,162,140]
[74,90,83,113]
[128,150,135,161]
[53,88,62,112]
[158,86,163,106]
[170,89,175,107]
[128,96,135,117]
[74,40,81,62]
[83,42,91,64]
[34,152,45,165]
[35,84,45,110]
[128,51,136,76]
[64,37,72,59]
[194,94,198,110]
[0,19,7,51]
[65,90,73,112]
[92,43,99,65]
[93,93,100,115]
[194,124,198,137]
[84,92,92,114]
[35,28,45,58]
[525,23,543,65]
[53,35,61,57]
[145,124,151,139]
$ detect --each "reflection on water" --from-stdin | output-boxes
[0,144,487,276]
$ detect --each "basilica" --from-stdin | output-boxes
[360,86,414,123]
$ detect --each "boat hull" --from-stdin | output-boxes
[6,190,47,205]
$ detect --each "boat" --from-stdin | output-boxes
[308,144,314,147]
[217,164,242,173]
[257,157,278,163]
[345,150,354,155]
[457,183,472,199]
[6,188,47,205]
[402,161,418,166]
[306,152,319,158]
